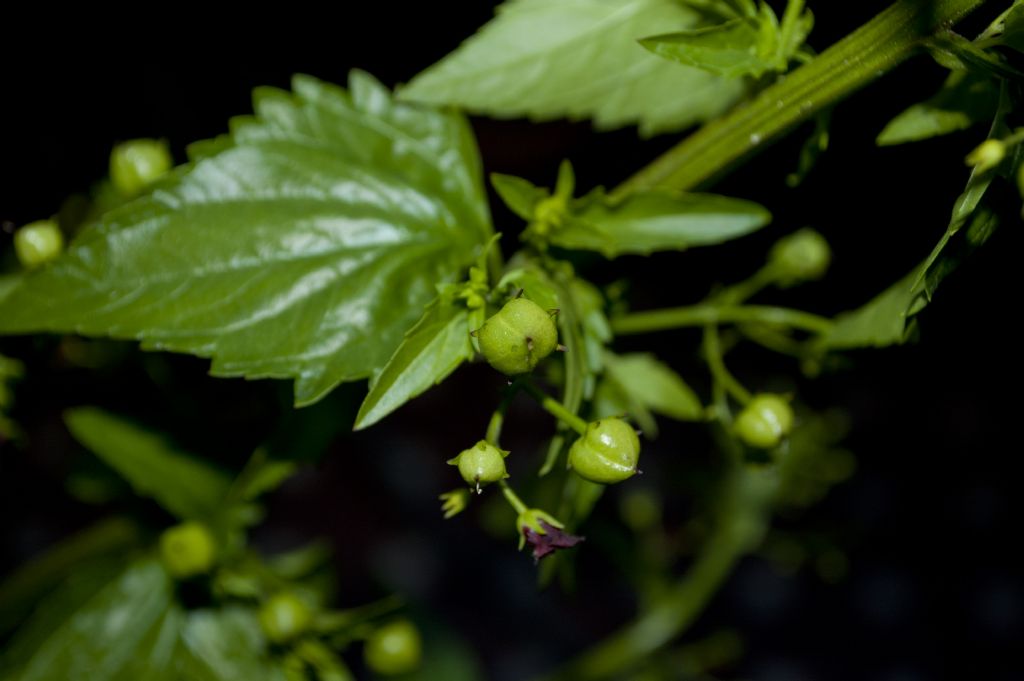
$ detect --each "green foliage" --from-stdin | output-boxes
[399,0,748,136]
[65,408,231,521]
[640,0,813,79]
[354,295,475,429]
[491,170,771,257]
[0,72,492,407]
[877,70,999,145]
[596,351,703,436]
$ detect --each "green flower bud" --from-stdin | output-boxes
[14,220,64,269]
[364,619,422,676]
[110,139,173,196]
[568,418,641,484]
[965,139,1006,172]
[735,393,795,449]
[476,298,558,375]
[259,592,313,644]
[769,228,831,286]
[159,521,217,579]
[447,440,509,492]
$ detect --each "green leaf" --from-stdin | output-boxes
[598,351,703,436]
[877,70,1000,145]
[1000,5,1024,53]
[554,190,771,257]
[821,266,922,349]
[0,519,139,637]
[641,20,766,78]
[490,174,547,220]
[641,0,812,79]
[64,408,231,521]
[4,559,175,681]
[399,0,747,136]
[0,72,492,406]
[354,296,475,430]
[181,607,284,681]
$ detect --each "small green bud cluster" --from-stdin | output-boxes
[448,440,509,492]
[568,418,641,484]
[735,393,794,449]
[14,220,64,269]
[259,592,314,644]
[110,139,173,196]
[769,228,831,287]
[159,521,217,579]
[457,266,489,310]
[364,619,422,675]
[476,297,558,375]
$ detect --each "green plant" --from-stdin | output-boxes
[1,0,1020,679]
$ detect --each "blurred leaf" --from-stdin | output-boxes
[641,0,812,79]
[228,449,298,504]
[554,190,770,257]
[822,267,921,349]
[0,518,139,636]
[490,174,547,221]
[266,542,333,580]
[181,607,284,681]
[603,351,704,424]
[926,29,1024,80]
[3,559,175,681]
[399,0,747,136]
[0,72,491,407]
[498,267,562,312]
[64,408,231,521]
[355,296,475,430]
[1001,5,1024,53]
[877,70,1000,145]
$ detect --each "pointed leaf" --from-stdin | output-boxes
[603,351,703,421]
[554,191,771,257]
[399,0,746,136]
[0,72,492,406]
[822,266,922,349]
[640,19,771,78]
[490,174,547,220]
[355,298,474,429]
[877,70,999,145]
[64,408,231,520]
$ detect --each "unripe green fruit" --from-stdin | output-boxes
[364,619,422,676]
[569,418,641,484]
[769,228,830,286]
[448,440,508,491]
[110,139,173,196]
[476,298,558,375]
[735,394,794,449]
[14,220,64,269]
[259,592,313,644]
[159,521,217,579]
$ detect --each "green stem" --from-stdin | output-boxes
[523,381,589,435]
[545,465,760,681]
[612,0,990,196]
[499,480,528,515]
[611,304,834,336]
[486,380,524,446]
[703,325,752,406]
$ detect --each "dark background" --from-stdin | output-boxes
[1,2,1021,680]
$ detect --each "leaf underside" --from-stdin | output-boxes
[399,0,746,136]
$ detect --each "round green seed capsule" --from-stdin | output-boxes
[259,592,313,644]
[476,298,558,375]
[159,521,217,579]
[448,440,508,491]
[110,139,173,196]
[769,228,831,286]
[14,220,64,269]
[364,619,422,676]
[735,393,794,449]
[569,418,641,484]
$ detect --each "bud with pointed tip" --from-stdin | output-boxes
[476,298,558,375]
[569,418,641,484]
[447,440,509,492]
